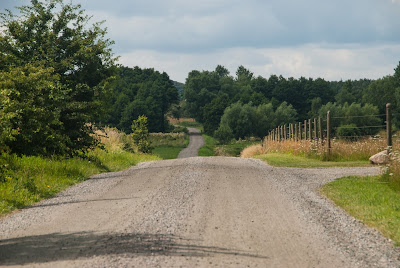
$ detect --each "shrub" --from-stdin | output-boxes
[214,124,234,144]
[131,116,153,153]
[336,124,361,140]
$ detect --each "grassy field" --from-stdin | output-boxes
[199,135,261,157]
[321,176,400,246]
[149,132,189,159]
[198,135,217,156]
[173,119,203,130]
[0,128,160,215]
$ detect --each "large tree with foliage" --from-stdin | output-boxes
[0,0,117,155]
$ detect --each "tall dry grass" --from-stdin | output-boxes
[94,127,135,153]
[242,136,389,161]
[168,117,195,124]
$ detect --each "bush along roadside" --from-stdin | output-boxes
[0,128,160,216]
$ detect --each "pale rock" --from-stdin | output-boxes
[369,150,390,165]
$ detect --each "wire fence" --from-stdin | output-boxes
[266,103,394,156]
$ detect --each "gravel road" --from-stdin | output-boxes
[1,155,399,267]
[178,128,204,159]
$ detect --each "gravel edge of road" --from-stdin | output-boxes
[248,159,400,267]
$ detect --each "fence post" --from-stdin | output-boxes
[295,124,298,141]
[308,119,312,141]
[291,124,294,141]
[277,127,280,141]
[304,120,307,140]
[299,122,302,140]
[284,125,287,140]
[327,111,331,156]
[318,117,322,141]
[313,118,317,140]
[387,103,392,154]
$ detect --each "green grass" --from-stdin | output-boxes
[217,140,260,157]
[198,135,217,156]
[0,150,160,215]
[255,153,372,168]
[152,145,185,159]
[199,136,261,157]
[149,132,189,160]
[321,176,400,246]
[175,121,203,130]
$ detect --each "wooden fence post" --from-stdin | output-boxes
[284,125,287,140]
[304,120,307,140]
[318,117,322,141]
[308,119,312,141]
[295,124,298,141]
[299,122,302,140]
[277,127,280,141]
[387,103,392,154]
[313,118,317,140]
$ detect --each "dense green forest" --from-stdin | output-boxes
[105,66,179,133]
[183,64,400,142]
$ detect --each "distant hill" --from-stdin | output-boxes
[172,81,184,99]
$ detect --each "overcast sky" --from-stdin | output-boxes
[2,0,400,82]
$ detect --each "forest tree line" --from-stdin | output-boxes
[182,64,400,142]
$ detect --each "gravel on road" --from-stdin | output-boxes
[177,128,204,159]
[1,156,398,267]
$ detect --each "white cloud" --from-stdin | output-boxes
[2,0,399,83]
[118,44,400,82]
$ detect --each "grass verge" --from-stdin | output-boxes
[320,176,400,246]
[149,132,189,159]
[198,135,216,156]
[0,127,161,216]
[199,136,261,157]
[254,153,372,168]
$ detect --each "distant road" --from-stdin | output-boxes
[177,127,205,158]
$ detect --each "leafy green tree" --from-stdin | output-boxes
[318,102,381,136]
[0,0,117,155]
[214,124,234,144]
[0,64,68,155]
[131,116,152,153]
[236,65,254,84]
[273,101,297,127]
[318,102,345,133]
[203,94,230,136]
[0,85,17,152]
[184,69,219,122]
[218,102,257,140]
[254,103,275,138]
[336,81,356,105]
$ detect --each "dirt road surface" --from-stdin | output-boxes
[2,155,399,267]
[178,128,204,158]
